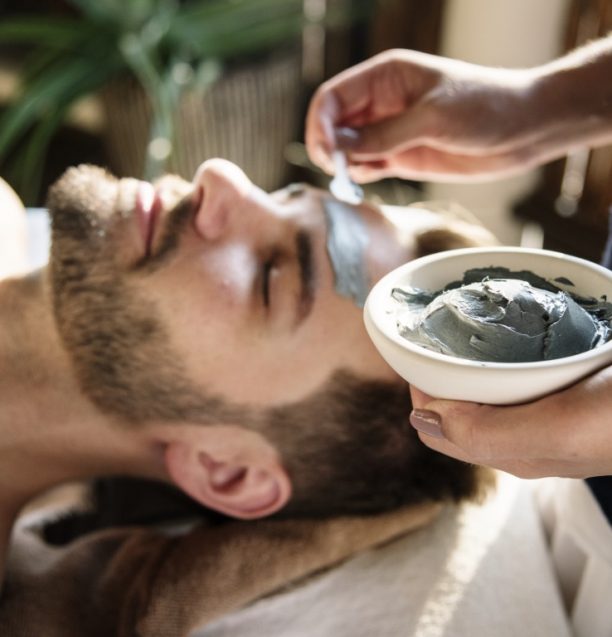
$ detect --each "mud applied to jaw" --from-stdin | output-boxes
[323,199,370,308]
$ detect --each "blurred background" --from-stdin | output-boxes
[0,0,610,260]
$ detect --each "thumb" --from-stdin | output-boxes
[419,398,556,464]
[409,386,435,409]
[342,104,432,158]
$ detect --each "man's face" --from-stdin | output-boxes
[49,159,409,419]
[48,160,484,517]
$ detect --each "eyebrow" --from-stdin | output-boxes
[295,229,315,327]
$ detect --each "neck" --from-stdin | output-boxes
[0,270,167,584]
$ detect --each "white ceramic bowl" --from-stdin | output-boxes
[364,247,612,405]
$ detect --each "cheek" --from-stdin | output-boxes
[310,297,398,380]
[202,244,255,306]
[365,223,410,285]
[299,298,369,366]
[145,243,256,312]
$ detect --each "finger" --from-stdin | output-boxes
[411,404,556,478]
[413,413,554,478]
[305,90,339,174]
[345,160,394,183]
[409,388,476,463]
[350,144,531,183]
[423,396,564,463]
[345,105,432,159]
[416,424,554,478]
[306,90,340,155]
[305,62,378,171]
[409,386,435,409]
[306,50,424,168]
[414,430,476,465]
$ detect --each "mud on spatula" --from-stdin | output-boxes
[329,150,363,205]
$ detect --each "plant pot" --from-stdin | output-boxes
[101,52,303,190]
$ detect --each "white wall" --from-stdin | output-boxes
[426,0,571,245]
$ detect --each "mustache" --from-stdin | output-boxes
[47,165,196,275]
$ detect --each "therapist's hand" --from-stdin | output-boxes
[306,49,546,183]
[408,365,612,479]
[306,43,612,183]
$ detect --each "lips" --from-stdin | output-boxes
[136,182,162,257]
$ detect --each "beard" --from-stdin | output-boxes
[47,165,238,425]
[263,371,483,518]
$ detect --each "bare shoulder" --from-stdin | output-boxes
[0,178,27,279]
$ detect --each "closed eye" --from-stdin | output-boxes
[262,255,277,307]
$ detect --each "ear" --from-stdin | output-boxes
[163,429,292,520]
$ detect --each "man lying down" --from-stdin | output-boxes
[0,161,569,636]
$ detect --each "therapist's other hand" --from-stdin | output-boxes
[408,365,612,479]
[306,44,612,183]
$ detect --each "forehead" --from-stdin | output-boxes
[270,182,388,241]
[269,182,324,222]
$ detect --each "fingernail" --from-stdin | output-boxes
[335,126,361,150]
[410,409,444,438]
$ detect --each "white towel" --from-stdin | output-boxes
[195,474,570,637]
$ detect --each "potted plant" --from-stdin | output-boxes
[0,0,375,201]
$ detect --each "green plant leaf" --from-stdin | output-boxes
[0,55,121,163]
[118,27,183,179]
[16,100,73,203]
[0,0,378,195]
[19,27,109,85]
[0,17,87,47]
[168,0,304,56]
[67,0,176,31]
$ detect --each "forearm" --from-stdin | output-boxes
[306,36,612,181]
[526,36,612,159]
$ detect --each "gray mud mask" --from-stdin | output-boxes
[391,267,612,362]
[323,199,370,307]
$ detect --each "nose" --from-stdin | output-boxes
[192,159,255,241]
